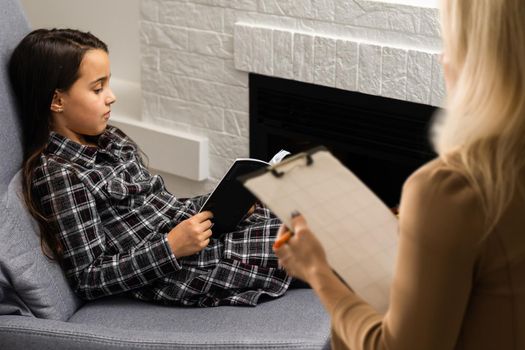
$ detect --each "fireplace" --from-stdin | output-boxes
[249,74,438,208]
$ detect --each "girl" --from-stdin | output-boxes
[275,0,525,349]
[8,28,291,307]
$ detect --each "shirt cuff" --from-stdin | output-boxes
[331,293,370,328]
[153,235,182,274]
[330,293,383,346]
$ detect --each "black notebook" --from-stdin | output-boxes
[199,150,289,236]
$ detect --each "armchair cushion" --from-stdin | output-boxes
[0,289,330,349]
[0,0,27,193]
[0,171,83,321]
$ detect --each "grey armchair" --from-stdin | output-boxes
[0,0,331,348]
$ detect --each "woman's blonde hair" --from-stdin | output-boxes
[433,0,525,233]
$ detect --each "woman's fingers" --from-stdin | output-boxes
[274,242,289,261]
[275,214,330,282]
[274,224,294,250]
[276,244,299,276]
[276,223,290,238]
[290,213,307,233]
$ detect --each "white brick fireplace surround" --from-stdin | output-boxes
[139,0,443,197]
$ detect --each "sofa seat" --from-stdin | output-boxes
[1,289,330,349]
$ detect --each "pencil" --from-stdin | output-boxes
[273,231,293,250]
[273,210,301,250]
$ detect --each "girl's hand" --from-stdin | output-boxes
[167,211,214,258]
[274,214,331,284]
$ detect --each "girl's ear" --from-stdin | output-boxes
[50,90,64,113]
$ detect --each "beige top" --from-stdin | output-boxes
[330,158,525,350]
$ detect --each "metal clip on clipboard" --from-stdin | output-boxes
[238,146,326,183]
[268,146,327,178]
[270,152,313,178]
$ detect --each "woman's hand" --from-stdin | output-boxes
[273,214,331,284]
[167,211,214,258]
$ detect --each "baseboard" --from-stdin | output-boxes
[109,116,209,181]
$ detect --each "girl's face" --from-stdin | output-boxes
[51,49,116,145]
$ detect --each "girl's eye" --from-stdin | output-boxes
[94,87,103,94]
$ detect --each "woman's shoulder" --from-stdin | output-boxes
[404,157,472,196]
[400,157,485,245]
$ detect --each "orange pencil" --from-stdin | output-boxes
[273,231,293,250]
[273,210,301,250]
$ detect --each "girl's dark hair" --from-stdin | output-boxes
[8,28,108,261]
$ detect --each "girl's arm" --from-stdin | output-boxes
[276,162,484,350]
[37,165,182,300]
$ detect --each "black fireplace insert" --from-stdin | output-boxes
[249,73,438,208]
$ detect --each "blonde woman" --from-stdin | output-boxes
[274,0,525,349]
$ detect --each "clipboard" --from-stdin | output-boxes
[240,146,398,312]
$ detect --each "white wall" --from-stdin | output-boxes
[370,0,439,7]
[19,0,141,84]
[140,0,443,196]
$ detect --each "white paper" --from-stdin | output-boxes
[269,149,291,165]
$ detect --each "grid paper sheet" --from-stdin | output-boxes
[243,149,398,312]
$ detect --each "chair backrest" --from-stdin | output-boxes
[0,0,83,321]
[0,0,26,188]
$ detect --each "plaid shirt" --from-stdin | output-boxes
[32,127,291,306]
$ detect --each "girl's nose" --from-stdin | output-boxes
[106,87,117,105]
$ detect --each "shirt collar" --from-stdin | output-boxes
[45,127,127,168]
